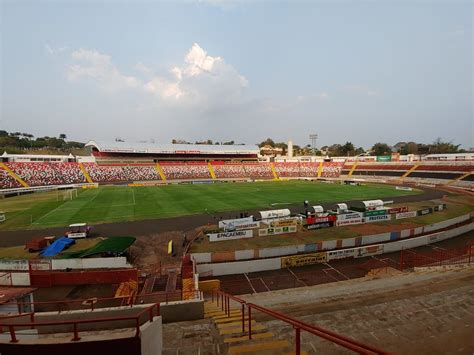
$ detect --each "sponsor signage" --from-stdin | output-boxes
[337,212,364,222]
[258,225,297,236]
[327,249,355,260]
[434,204,447,212]
[395,211,417,220]
[305,221,334,230]
[306,215,336,225]
[355,245,384,257]
[376,156,392,162]
[417,208,433,216]
[270,218,298,227]
[364,214,391,223]
[218,217,254,230]
[208,230,253,242]
[281,252,327,268]
[335,218,363,227]
[364,209,387,217]
[387,207,408,214]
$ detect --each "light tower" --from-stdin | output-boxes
[309,134,318,155]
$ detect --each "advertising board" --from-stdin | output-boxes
[306,215,336,225]
[395,211,417,220]
[258,225,297,236]
[281,252,327,268]
[270,218,298,228]
[417,208,433,216]
[208,230,254,242]
[305,221,334,230]
[327,249,355,260]
[364,209,387,217]
[376,156,392,162]
[355,245,384,258]
[218,217,254,230]
[364,215,391,223]
[387,207,408,214]
[434,204,447,212]
[335,218,363,227]
[337,212,364,221]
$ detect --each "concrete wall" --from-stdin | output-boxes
[197,222,473,276]
[160,299,204,323]
[51,257,129,270]
[140,316,163,355]
[192,213,472,264]
[0,260,28,271]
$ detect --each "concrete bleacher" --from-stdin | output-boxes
[238,266,474,354]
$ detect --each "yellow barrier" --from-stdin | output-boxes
[168,240,173,255]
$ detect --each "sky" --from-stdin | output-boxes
[1,1,472,149]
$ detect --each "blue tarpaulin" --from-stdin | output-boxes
[40,237,75,257]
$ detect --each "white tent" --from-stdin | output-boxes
[259,209,291,220]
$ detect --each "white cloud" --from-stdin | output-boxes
[65,44,247,105]
[134,62,153,75]
[44,44,68,56]
[67,49,141,91]
[143,43,248,105]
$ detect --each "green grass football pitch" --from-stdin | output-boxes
[0,181,420,231]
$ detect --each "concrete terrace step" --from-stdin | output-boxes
[220,324,267,336]
[217,320,257,330]
[228,339,291,354]
[224,332,275,344]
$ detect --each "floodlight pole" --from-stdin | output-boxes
[309,134,318,156]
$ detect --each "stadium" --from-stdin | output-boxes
[0,139,473,354]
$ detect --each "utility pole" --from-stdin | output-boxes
[309,134,318,156]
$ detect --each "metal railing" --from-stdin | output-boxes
[16,289,201,314]
[211,289,388,355]
[0,303,159,343]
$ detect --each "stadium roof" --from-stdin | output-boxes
[85,140,259,155]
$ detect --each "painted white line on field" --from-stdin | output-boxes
[323,263,350,280]
[132,188,136,205]
[244,273,257,294]
[32,202,67,224]
[287,267,307,286]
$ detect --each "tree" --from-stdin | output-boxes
[258,138,275,148]
[223,141,235,145]
[336,141,355,156]
[429,138,461,154]
[371,143,391,156]
[59,133,67,140]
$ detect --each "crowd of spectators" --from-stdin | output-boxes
[161,164,211,180]
[274,163,301,177]
[299,163,319,177]
[321,162,344,178]
[6,162,86,187]
[84,164,161,182]
[212,164,247,178]
[0,161,346,189]
[242,163,274,178]
[0,168,21,189]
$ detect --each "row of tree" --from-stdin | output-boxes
[258,138,468,157]
[171,139,241,145]
[0,131,84,152]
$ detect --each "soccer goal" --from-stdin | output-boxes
[58,189,78,201]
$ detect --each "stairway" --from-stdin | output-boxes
[316,162,323,178]
[446,171,473,185]
[208,162,217,180]
[0,162,29,187]
[155,162,167,182]
[399,162,420,181]
[204,300,306,354]
[347,160,358,177]
[78,162,94,183]
[270,163,279,180]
